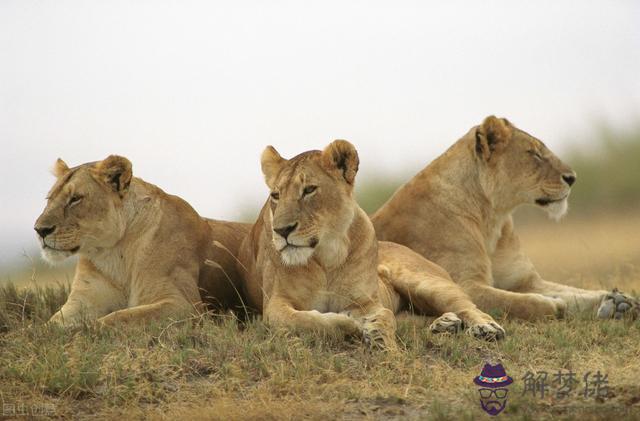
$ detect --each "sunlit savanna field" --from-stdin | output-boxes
[1,128,639,420]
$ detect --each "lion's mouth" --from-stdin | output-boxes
[43,244,80,253]
[535,195,567,207]
[279,238,318,252]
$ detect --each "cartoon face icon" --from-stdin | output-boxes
[478,387,509,415]
[474,363,513,416]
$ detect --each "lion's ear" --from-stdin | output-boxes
[475,116,512,161]
[51,158,70,178]
[261,146,286,189]
[94,155,132,196]
[321,139,359,185]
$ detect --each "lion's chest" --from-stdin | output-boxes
[309,287,352,313]
[91,249,130,293]
[485,215,509,256]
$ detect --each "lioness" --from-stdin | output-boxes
[239,140,505,346]
[34,155,249,326]
[372,116,638,320]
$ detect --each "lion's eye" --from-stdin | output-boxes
[270,191,280,201]
[302,185,317,197]
[69,195,83,206]
[528,150,543,161]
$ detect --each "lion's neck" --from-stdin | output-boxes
[85,178,162,282]
[314,202,375,271]
[121,179,160,234]
[409,134,515,235]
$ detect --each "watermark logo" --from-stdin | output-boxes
[473,362,513,416]
[2,402,56,417]
[521,369,610,400]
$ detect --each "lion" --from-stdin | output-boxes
[238,140,505,348]
[34,155,250,326]
[372,116,639,321]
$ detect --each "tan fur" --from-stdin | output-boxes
[35,156,249,326]
[377,242,504,340]
[239,141,397,349]
[239,141,504,347]
[51,158,70,178]
[372,116,615,320]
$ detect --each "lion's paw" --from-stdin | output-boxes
[361,316,396,351]
[362,328,387,350]
[546,296,567,319]
[597,289,639,320]
[429,312,463,335]
[466,321,506,341]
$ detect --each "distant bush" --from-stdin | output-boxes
[356,176,404,215]
[567,123,640,213]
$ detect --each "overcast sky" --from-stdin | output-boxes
[1,0,639,269]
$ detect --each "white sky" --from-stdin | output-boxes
[1,0,639,268]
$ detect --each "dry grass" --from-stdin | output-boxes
[517,210,640,293]
[1,214,639,420]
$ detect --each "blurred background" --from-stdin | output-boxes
[1,1,639,289]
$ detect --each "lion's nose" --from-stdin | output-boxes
[274,223,298,240]
[34,225,56,239]
[562,173,576,187]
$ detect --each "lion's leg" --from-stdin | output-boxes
[527,279,639,319]
[527,279,606,311]
[344,301,398,351]
[424,246,565,321]
[492,233,636,318]
[49,259,127,327]
[97,297,195,326]
[463,281,566,321]
[376,274,403,313]
[493,250,607,313]
[378,261,505,341]
[491,219,637,318]
[98,265,206,326]
[378,243,506,339]
[264,298,362,337]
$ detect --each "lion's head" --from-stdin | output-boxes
[474,116,576,220]
[34,155,133,263]
[260,140,360,266]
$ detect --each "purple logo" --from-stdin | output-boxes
[474,363,513,416]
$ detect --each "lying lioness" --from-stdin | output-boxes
[372,116,638,320]
[238,140,505,347]
[34,155,249,326]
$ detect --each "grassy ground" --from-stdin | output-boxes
[1,214,639,420]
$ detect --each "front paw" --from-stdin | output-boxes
[47,310,81,328]
[535,296,567,319]
[597,289,639,320]
[466,321,506,341]
[547,296,567,319]
[429,312,463,335]
[361,316,397,351]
